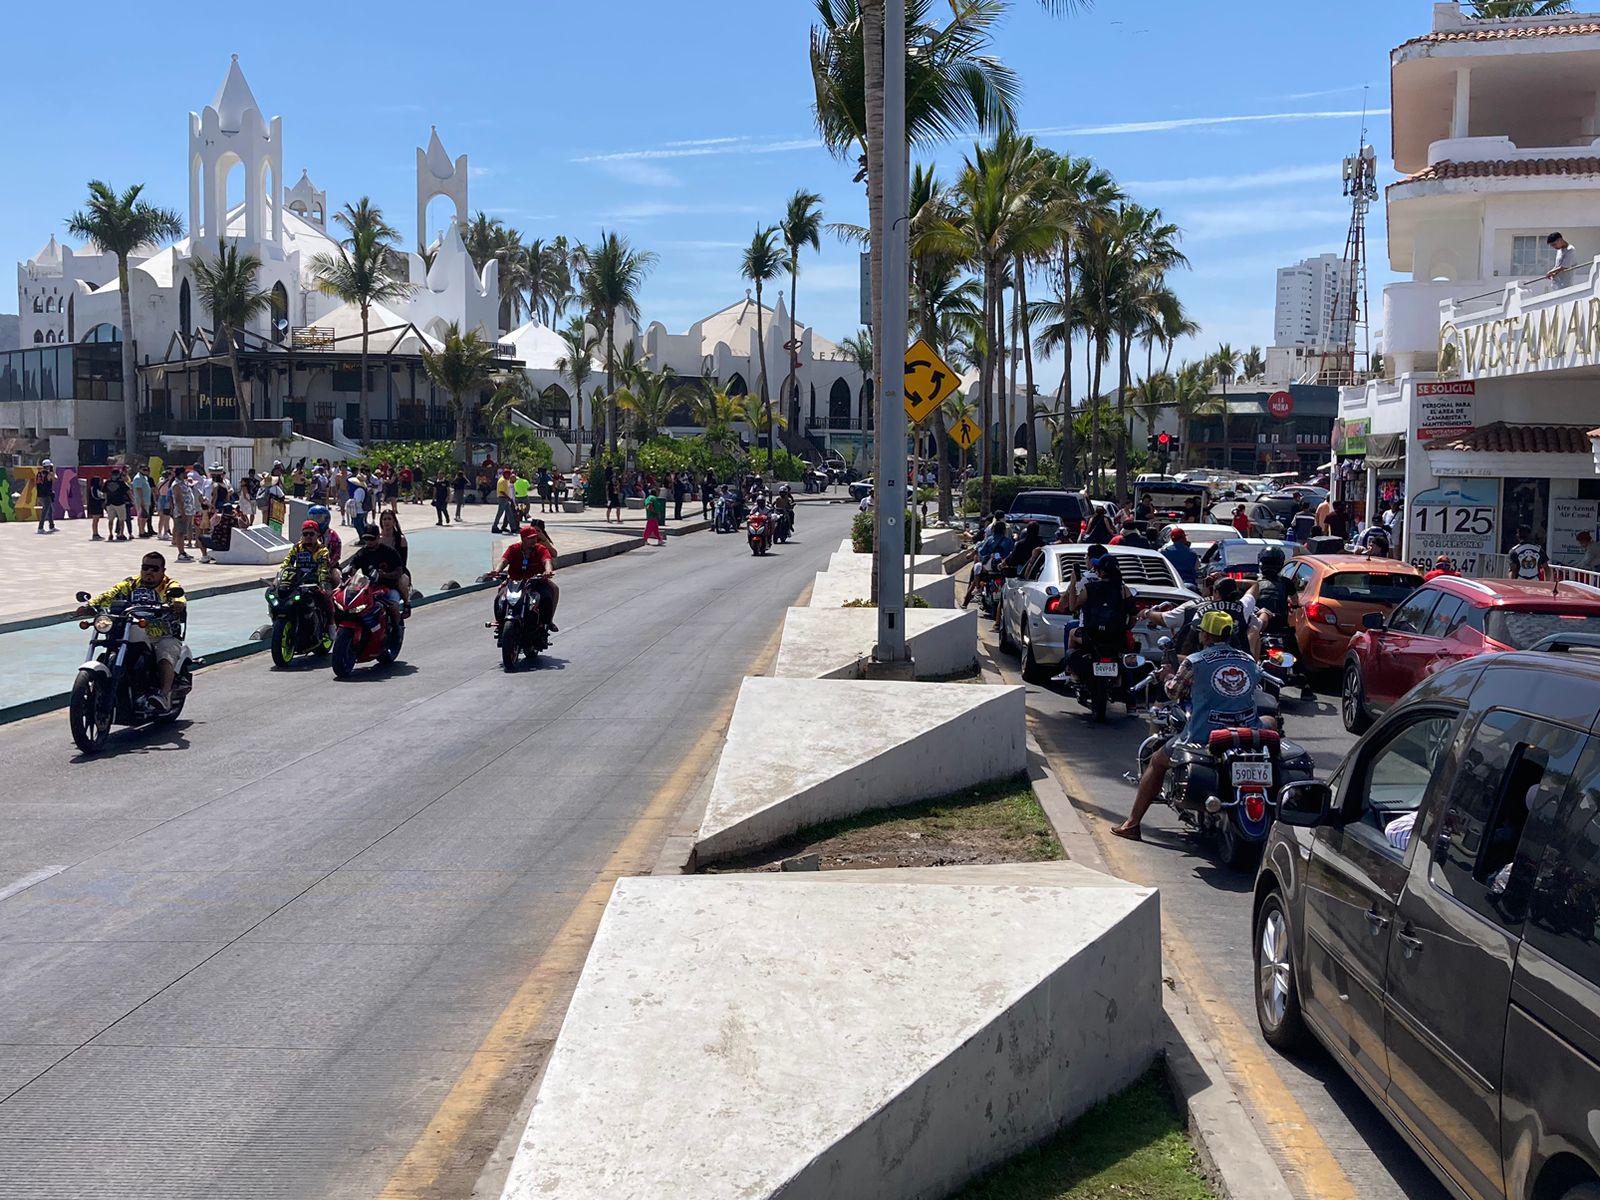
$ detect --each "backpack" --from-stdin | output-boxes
[1080,577,1128,634]
[1256,578,1290,634]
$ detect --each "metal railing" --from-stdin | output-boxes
[1474,552,1600,588]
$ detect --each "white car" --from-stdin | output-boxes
[997,545,1200,683]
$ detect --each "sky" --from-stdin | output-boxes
[0,0,1430,396]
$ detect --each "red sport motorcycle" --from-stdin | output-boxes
[747,510,774,556]
[330,570,405,678]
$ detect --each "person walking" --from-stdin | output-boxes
[513,470,532,521]
[433,473,451,525]
[349,472,370,538]
[537,467,552,514]
[35,460,57,533]
[170,470,198,562]
[605,467,623,524]
[105,466,133,541]
[672,470,688,522]
[701,468,717,519]
[492,468,515,533]
[1507,525,1549,581]
[643,487,667,546]
[452,467,468,522]
[86,473,107,540]
[130,464,154,537]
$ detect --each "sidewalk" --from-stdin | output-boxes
[0,497,715,631]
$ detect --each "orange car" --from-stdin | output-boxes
[1279,554,1424,671]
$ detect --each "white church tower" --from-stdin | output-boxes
[283,169,327,231]
[416,126,467,251]
[188,55,284,249]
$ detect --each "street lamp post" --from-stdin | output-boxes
[873,0,909,666]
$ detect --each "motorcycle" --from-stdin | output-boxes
[713,494,738,534]
[970,562,1006,618]
[69,592,196,754]
[772,507,793,544]
[1260,634,1316,703]
[1136,703,1315,869]
[747,510,774,556]
[265,580,331,668]
[493,577,550,671]
[330,570,404,678]
[1064,628,1157,722]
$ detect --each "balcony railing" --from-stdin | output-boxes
[807,417,867,431]
[1439,256,1600,381]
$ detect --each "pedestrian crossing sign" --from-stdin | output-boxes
[950,415,983,450]
[903,339,959,424]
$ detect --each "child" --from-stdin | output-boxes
[643,488,667,546]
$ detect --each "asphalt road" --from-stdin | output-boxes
[0,502,856,1200]
[984,624,1451,1200]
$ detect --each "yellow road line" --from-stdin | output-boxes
[377,619,787,1200]
[1039,720,1358,1200]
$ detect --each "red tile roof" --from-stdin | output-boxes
[1401,21,1600,49]
[1426,422,1595,455]
[1394,157,1600,187]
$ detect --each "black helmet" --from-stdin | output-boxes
[1258,546,1287,576]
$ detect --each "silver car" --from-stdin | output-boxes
[997,545,1200,683]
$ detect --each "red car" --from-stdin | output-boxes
[1341,576,1600,732]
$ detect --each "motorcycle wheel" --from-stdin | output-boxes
[331,627,357,678]
[377,620,403,667]
[1216,813,1261,871]
[501,619,521,672]
[69,670,112,754]
[269,617,295,669]
[1090,679,1109,724]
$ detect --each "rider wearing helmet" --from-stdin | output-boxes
[307,503,340,573]
[1248,544,1291,660]
[278,520,335,623]
[1114,609,1263,842]
[773,482,796,532]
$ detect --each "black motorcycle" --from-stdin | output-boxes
[1136,703,1314,869]
[69,593,196,755]
[1065,629,1157,722]
[772,507,793,544]
[265,580,331,668]
[494,578,550,671]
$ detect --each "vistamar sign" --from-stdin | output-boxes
[1415,380,1475,441]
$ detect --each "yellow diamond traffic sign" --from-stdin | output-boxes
[904,338,959,425]
[950,414,983,450]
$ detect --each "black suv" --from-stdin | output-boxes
[1006,489,1092,534]
[1252,644,1600,1200]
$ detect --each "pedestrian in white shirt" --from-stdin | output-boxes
[1545,232,1576,288]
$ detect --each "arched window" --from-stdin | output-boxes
[726,372,748,398]
[178,279,192,343]
[32,330,43,343]
[66,295,75,342]
[82,323,122,343]
[828,378,851,427]
[537,383,572,428]
[32,296,43,313]
[808,382,817,428]
[270,282,289,344]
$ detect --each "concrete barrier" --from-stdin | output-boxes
[808,553,957,608]
[695,677,1025,862]
[498,863,1161,1200]
[919,526,962,556]
[773,606,979,680]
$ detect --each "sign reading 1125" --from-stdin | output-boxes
[1411,504,1494,536]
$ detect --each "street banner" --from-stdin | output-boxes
[1415,381,1476,441]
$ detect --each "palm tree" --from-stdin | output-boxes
[1241,345,1266,381]
[1468,1,1572,16]
[615,369,679,443]
[1207,343,1242,472]
[579,230,657,455]
[66,181,184,455]
[811,0,1019,491]
[554,319,598,449]
[692,377,742,457]
[481,377,532,463]
[740,226,787,469]
[779,190,825,447]
[420,322,499,464]
[1170,361,1217,470]
[310,198,412,436]
[189,240,272,438]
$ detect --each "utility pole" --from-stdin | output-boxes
[873,0,909,666]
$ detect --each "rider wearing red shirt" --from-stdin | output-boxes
[495,524,559,631]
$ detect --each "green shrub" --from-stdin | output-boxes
[348,440,458,477]
[963,473,1058,516]
[851,509,923,554]
[841,595,932,609]
[584,451,625,504]
[500,428,553,476]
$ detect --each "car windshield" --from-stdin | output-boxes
[1219,542,1271,565]
[1009,492,1087,522]
[1486,609,1600,649]
[1322,571,1421,605]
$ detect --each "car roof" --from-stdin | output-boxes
[1429,576,1600,607]
[1301,554,1422,573]
[1052,543,1163,558]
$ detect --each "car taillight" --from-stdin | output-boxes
[1226,569,1250,580]
[1045,595,1068,614]
[1304,601,1338,626]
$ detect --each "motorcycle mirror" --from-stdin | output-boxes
[76,591,92,603]
[1277,780,1340,828]
[1157,636,1173,651]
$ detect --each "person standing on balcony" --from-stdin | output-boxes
[1546,233,1576,287]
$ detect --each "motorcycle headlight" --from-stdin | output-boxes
[265,591,277,607]
[94,615,115,633]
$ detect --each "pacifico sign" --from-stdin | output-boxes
[1440,295,1600,377]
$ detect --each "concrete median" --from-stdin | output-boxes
[772,606,979,680]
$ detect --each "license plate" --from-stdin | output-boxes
[1093,661,1119,678]
[1232,762,1272,786]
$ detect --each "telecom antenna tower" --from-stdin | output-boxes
[1315,114,1379,387]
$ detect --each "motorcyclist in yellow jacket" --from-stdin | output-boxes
[82,551,188,710]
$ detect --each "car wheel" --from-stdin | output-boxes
[1255,890,1311,1052]
[1021,625,1053,684]
[1558,1185,1600,1200]
[997,610,1016,654]
[1341,662,1372,733]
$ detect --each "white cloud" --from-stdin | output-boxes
[575,136,822,163]
[601,200,767,222]
[1123,163,1340,197]
[469,165,495,179]
[594,159,684,188]
[1028,108,1390,139]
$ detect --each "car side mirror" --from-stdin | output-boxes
[1362,612,1384,630]
[1277,780,1340,828]
[75,591,92,603]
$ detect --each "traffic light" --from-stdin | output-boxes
[1157,432,1171,449]
[1146,432,1158,453]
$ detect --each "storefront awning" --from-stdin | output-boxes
[1366,432,1406,470]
